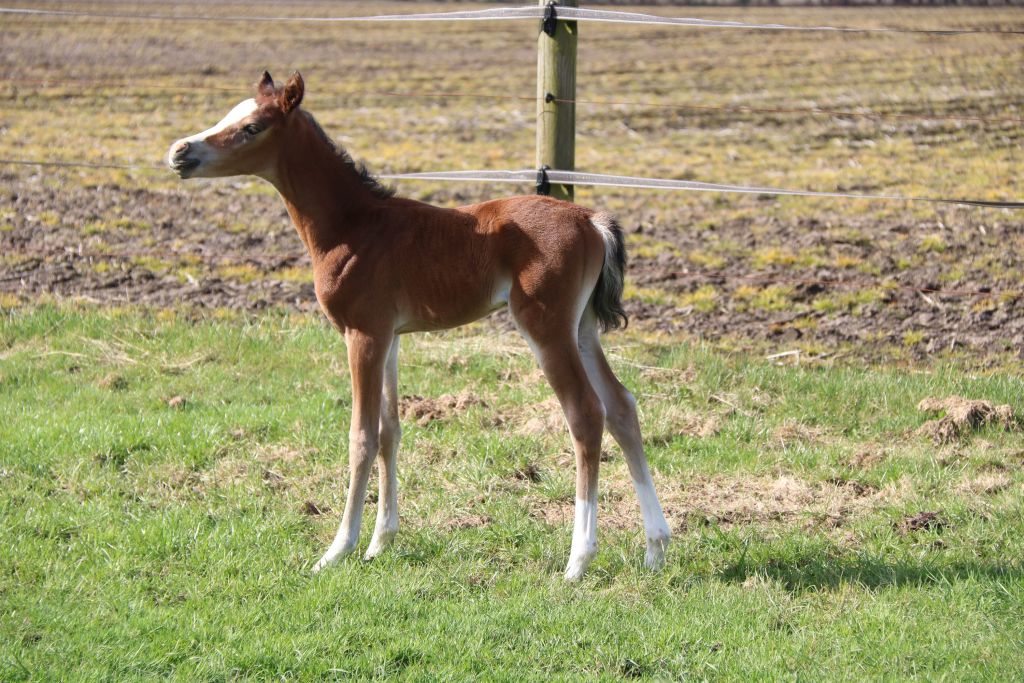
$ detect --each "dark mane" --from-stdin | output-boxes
[301,110,396,200]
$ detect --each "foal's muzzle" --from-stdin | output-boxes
[167,140,201,177]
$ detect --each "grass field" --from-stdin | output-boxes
[2,1,1024,680]
[2,305,1023,679]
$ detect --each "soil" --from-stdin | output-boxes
[897,511,945,534]
[1,178,319,312]
[4,172,1022,362]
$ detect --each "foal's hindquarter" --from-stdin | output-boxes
[310,195,671,579]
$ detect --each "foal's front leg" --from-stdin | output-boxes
[312,329,390,573]
[365,336,401,559]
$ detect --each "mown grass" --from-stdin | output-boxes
[2,304,1023,680]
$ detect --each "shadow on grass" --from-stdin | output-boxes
[716,549,1023,592]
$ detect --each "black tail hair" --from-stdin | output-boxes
[591,213,628,332]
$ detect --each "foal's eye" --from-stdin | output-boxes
[243,124,262,136]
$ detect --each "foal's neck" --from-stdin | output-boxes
[266,112,387,258]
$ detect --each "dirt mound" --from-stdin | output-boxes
[400,391,486,426]
[915,396,1017,443]
[513,462,543,483]
[897,511,945,534]
[300,500,329,516]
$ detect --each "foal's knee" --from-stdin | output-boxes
[378,411,401,452]
[348,430,379,468]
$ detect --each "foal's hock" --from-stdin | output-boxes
[167,71,670,579]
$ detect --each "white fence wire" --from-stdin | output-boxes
[2,3,1022,208]
[3,4,1022,34]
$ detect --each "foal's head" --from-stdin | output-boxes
[166,71,303,179]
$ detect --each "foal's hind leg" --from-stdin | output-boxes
[514,307,606,580]
[366,336,401,559]
[578,313,671,569]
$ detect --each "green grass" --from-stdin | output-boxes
[2,304,1023,680]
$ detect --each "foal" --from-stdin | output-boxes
[167,72,670,579]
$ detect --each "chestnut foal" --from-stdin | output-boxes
[167,72,670,579]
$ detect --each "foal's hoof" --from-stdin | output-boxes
[564,550,597,581]
[311,543,356,574]
[644,534,670,571]
[364,530,397,560]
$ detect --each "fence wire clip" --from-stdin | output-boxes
[542,2,557,36]
[536,165,551,195]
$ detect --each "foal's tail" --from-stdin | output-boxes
[589,211,629,332]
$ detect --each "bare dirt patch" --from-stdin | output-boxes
[915,396,1018,443]
[3,179,1022,363]
[897,511,946,534]
[825,477,877,497]
[400,391,487,426]
[527,472,914,533]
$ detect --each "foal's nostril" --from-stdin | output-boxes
[173,141,191,157]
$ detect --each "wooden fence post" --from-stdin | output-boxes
[536,0,577,201]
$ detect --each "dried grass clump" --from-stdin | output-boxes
[916,396,1017,444]
[772,420,828,447]
[957,473,1012,496]
[517,397,565,437]
[662,407,721,439]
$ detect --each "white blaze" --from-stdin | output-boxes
[166,98,258,166]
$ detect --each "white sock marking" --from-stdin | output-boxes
[565,495,598,580]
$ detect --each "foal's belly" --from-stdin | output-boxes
[394,275,511,334]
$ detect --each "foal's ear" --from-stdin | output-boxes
[257,70,275,98]
[280,71,304,113]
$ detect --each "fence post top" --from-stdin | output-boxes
[542,2,557,37]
